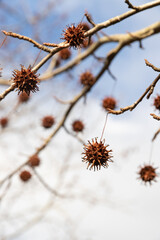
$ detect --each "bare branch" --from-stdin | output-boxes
[85,12,96,27]
[125,0,139,10]
[0,83,16,101]
[145,59,160,72]
[152,128,160,141]
[0,78,10,86]
[63,125,85,145]
[2,30,52,53]
[43,42,60,47]
[150,113,160,121]
[53,95,73,104]
[109,74,160,115]
[33,169,67,198]
[85,1,160,37]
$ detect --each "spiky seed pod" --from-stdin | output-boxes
[72,120,84,132]
[80,71,95,86]
[42,116,55,129]
[20,170,32,182]
[59,48,71,60]
[102,97,117,111]
[12,65,40,96]
[29,154,40,167]
[82,138,113,171]
[138,165,157,184]
[19,92,30,103]
[153,95,160,111]
[0,117,8,128]
[61,24,85,49]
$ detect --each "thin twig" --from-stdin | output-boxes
[150,113,160,121]
[100,113,109,141]
[0,83,16,101]
[63,125,85,144]
[109,74,160,115]
[85,12,96,27]
[53,95,73,104]
[125,0,140,10]
[0,179,11,202]
[145,59,160,72]
[33,168,67,198]
[152,128,160,141]
[2,30,52,53]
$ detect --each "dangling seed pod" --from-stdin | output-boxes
[153,95,160,111]
[29,154,40,167]
[59,48,71,60]
[138,165,157,184]
[0,117,8,128]
[80,71,95,86]
[102,97,117,111]
[72,120,84,132]
[61,23,85,49]
[42,116,55,129]
[12,65,40,95]
[19,92,30,103]
[82,138,113,171]
[19,170,32,182]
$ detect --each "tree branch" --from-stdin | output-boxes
[125,0,139,10]
[150,113,160,121]
[109,74,160,115]
[145,59,160,72]
[0,83,16,101]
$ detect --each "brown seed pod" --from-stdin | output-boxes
[19,92,30,103]
[29,154,40,167]
[12,65,40,96]
[61,23,85,49]
[82,138,113,171]
[59,48,71,60]
[138,165,157,184]
[72,120,84,132]
[102,97,117,111]
[0,117,8,128]
[80,71,95,86]
[42,116,55,129]
[81,22,90,32]
[153,95,160,111]
[19,170,32,182]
